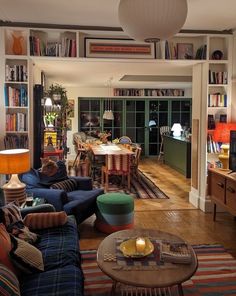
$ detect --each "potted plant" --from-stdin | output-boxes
[47,83,68,109]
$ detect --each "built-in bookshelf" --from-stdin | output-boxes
[3,28,29,149]
[113,88,185,97]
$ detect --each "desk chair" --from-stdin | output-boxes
[158,126,171,161]
[131,146,142,179]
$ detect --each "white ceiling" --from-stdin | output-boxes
[1,0,236,88]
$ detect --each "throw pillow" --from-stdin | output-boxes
[50,178,77,192]
[7,221,39,244]
[0,264,20,296]
[0,202,22,226]
[0,224,17,274]
[23,211,68,230]
[10,236,44,274]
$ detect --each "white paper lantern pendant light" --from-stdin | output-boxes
[118,0,188,43]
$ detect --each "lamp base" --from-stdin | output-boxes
[218,144,229,170]
[2,174,26,205]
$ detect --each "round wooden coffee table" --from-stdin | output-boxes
[97,229,198,295]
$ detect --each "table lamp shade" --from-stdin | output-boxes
[0,149,30,205]
[0,149,30,174]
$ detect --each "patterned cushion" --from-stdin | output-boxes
[7,221,39,244]
[0,264,20,296]
[0,202,22,226]
[10,236,44,274]
[0,224,17,274]
[50,178,77,192]
[23,211,68,230]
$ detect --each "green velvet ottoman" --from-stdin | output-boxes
[95,193,134,234]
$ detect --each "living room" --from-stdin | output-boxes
[1,1,236,295]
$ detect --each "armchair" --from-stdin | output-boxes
[20,162,104,224]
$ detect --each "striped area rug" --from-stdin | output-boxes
[94,170,168,199]
[81,245,236,296]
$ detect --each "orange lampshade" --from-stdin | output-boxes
[213,123,236,143]
[0,149,30,174]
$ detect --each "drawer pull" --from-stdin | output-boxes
[217,182,224,188]
[227,186,235,193]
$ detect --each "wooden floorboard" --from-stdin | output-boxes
[79,157,236,256]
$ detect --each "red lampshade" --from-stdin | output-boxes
[213,123,236,143]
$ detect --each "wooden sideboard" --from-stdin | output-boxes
[208,168,236,220]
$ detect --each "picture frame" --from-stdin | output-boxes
[67,99,75,118]
[177,43,193,60]
[85,38,155,59]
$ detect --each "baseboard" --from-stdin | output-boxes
[189,189,213,212]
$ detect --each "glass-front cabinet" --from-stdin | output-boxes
[78,97,191,156]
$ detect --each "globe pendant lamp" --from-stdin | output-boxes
[118,0,188,43]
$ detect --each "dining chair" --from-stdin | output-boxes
[158,126,171,161]
[118,136,132,144]
[101,154,131,192]
[131,146,142,178]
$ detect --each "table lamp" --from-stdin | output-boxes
[0,149,30,205]
[213,123,236,170]
[171,123,183,137]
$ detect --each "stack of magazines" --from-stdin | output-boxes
[161,241,192,264]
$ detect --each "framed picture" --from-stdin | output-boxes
[66,119,72,131]
[177,43,193,60]
[85,38,155,59]
[67,99,75,118]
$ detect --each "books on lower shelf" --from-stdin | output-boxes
[160,241,192,264]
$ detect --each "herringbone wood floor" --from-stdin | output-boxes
[79,157,236,255]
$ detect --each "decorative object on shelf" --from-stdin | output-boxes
[0,149,30,205]
[213,123,236,170]
[85,38,155,59]
[177,43,193,59]
[118,0,188,43]
[12,32,24,55]
[212,50,223,60]
[171,123,183,137]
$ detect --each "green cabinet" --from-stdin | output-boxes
[163,135,191,178]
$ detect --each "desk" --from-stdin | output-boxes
[163,135,191,178]
[43,149,64,161]
[97,229,198,295]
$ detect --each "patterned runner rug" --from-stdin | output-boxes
[94,170,168,199]
[81,245,236,296]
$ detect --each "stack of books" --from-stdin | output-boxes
[161,241,192,264]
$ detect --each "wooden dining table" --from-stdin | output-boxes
[89,143,134,156]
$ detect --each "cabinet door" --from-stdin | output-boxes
[225,179,236,210]
[210,173,226,203]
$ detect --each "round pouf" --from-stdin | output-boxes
[95,193,134,234]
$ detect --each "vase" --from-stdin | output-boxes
[12,33,24,55]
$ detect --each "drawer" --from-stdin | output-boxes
[210,173,226,204]
[226,179,236,210]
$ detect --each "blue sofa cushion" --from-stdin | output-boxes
[67,188,103,209]
[20,265,84,296]
[20,169,44,189]
[35,218,80,270]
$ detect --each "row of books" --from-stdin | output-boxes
[29,36,77,57]
[4,85,28,107]
[164,41,206,60]
[113,88,185,97]
[208,94,227,107]
[209,70,228,84]
[207,133,221,153]
[4,134,28,149]
[5,113,27,132]
[5,64,28,82]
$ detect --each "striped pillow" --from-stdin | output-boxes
[23,211,68,230]
[0,202,22,227]
[50,178,77,192]
[0,264,20,296]
[10,236,44,274]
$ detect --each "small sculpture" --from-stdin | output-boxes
[12,33,24,55]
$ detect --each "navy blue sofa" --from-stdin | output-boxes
[20,216,84,296]
[20,161,104,224]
